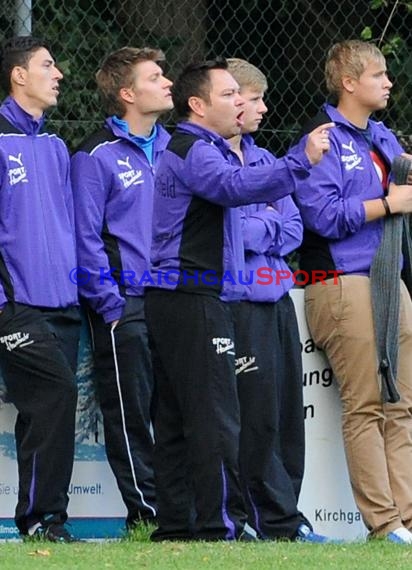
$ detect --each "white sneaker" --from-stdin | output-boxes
[387,526,412,544]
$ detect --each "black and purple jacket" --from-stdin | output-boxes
[71,119,170,323]
[0,96,78,309]
[150,121,311,301]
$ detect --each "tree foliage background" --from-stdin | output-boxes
[0,0,411,152]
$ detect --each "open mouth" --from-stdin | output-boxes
[236,111,244,127]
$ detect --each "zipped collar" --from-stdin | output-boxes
[228,133,266,166]
[105,116,170,152]
[239,134,264,164]
[323,103,391,144]
[0,96,45,135]
[176,121,232,153]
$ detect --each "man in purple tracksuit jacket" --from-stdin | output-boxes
[227,58,334,542]
[71,47,173,529]
[0,37,80,542]
[145,57,333,541]
[295,40,412,543]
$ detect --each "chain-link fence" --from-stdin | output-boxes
[1,0,412,152]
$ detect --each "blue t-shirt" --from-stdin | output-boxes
[112,115,157,165]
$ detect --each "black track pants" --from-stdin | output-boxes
[0,303,80,534]
[88,296,156,525]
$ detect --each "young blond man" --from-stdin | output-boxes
[227,58,334,542]
[295,40,412,543]
[71,47,173,530]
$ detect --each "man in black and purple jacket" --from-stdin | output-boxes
[0,36,80,542]
[145,56,333,541]
[71,47,173,530]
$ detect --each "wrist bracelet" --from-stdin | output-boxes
[381,197,391,216]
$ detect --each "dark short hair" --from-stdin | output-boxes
[0,36,50,92]
[172,56,228,120]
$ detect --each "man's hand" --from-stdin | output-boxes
[304,122,335,165]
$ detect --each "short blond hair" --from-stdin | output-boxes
[96,46,165,117]
[325,40,385,98]
[227,57,268,92]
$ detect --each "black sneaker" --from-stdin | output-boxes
[25,523,78,543]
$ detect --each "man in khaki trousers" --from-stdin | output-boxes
[295,40,412,544]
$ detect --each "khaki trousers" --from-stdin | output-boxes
[305,275,412,536]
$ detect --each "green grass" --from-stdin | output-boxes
[2,535,412,570]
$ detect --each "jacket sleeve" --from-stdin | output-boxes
[71,151,125,323]
[0,284,7,309]
[241,196,303,257]
[61,142,76,230]
[293,137,366,239]
[267,197,303,256]
[183,137,312,206]
[0,160,9,308]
